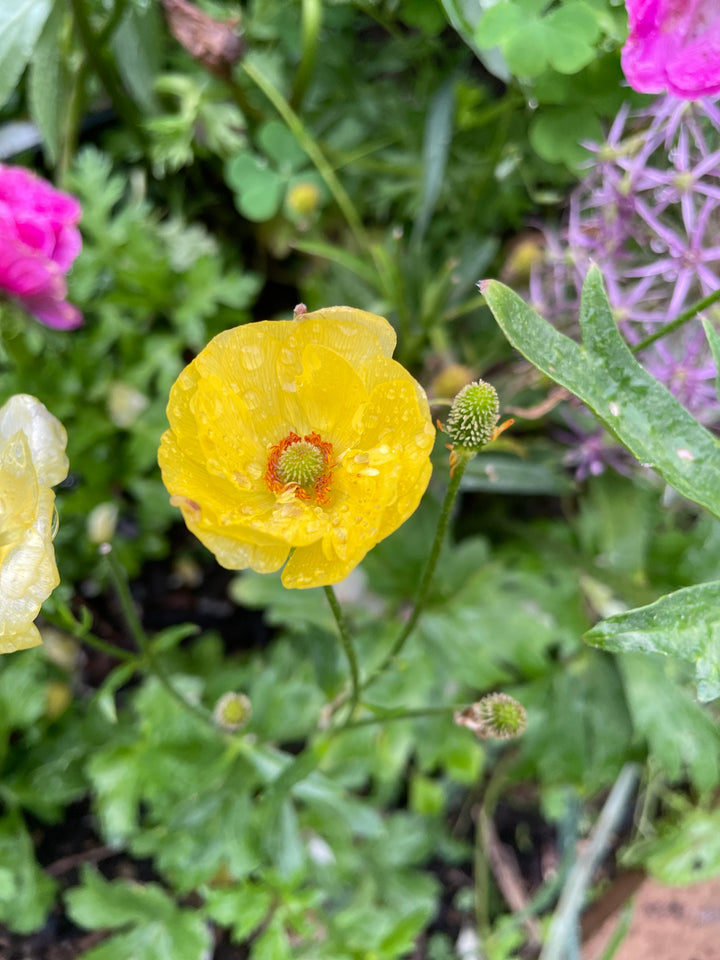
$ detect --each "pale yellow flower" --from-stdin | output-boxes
[0,395,68,653]
[159,306,435,588]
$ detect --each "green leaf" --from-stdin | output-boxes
[28,0,71,165]
[482,267,720,520]
[292,239,380,288]
[0,811,57,934]
[203,882,273,943]
[702,317,720,404]
[250,913,292,960]
[618,654,720,792]
[530,107,603,169]
[0,649,48,732]
[516,651,632,789]
[0,0,51,110]
[475,2,524,48]
[461,452,574,495]
[585,581,720,702]
[543,2,600,74]
[111,2,163,113]
[412,78,455,244]
[225,153,285,221]
[502,21,548,76]
[257,120,308,173]
[625,809,720,885]
[65,867,212,960]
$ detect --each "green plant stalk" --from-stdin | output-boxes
[69,0,145,144]
[342,704,463,729]
[362,452,470,693]
[103,550,220,733]
[240,60,372,257]
[43,606,136,662]
[324,585,360,720]
[290,0,322,111]
[474,746,519,935]
[632,287,720,353]
[97,0,129,45]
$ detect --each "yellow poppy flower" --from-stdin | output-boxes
[159,306,435,588]
[0,395,69,653]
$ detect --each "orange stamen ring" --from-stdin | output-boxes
[265,431,334,504]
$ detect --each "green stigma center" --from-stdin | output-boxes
[276,441,326,488]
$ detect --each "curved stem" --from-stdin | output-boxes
[240,60,371,254]
[43,608,136,662]
[103,549,220,733]
[324,585,360,720]
[632,287,720,353]
[342,704,461,729]
[98,0,129,45]
[362,453,470,693]
[290,0,322,111]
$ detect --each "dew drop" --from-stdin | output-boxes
[244,391,260,410]
[240,345,264,370]
[233,471,252,489]
[247,462,263,480]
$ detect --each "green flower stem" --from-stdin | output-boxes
[97,0,129,45]
[342,704,462,729]
[324,585,360,720]
[240,60,371,257]
[43,606,136,662]
[362,452,470,693]
[290,0,323,111]
[103,549,220,732]
[632,287,720,354]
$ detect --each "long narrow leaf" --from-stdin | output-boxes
[482,267,720,518]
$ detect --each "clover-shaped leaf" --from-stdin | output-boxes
[257,120,308,175]
[225,152,285,222]
[476,0,600,78]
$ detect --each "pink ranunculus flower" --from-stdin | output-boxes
[0,165,83,330]
[622,0,720,99]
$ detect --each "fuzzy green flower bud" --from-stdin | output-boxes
[446,380,499,452]
[454,693,527,740]
[213,691,251,731]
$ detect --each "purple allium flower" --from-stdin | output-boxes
[530,94,720,478]
[555,408,636,482]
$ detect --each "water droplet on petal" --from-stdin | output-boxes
[240,345,264,370]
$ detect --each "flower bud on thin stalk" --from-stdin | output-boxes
[444,380,513,474]
[213,692,252,732]
[454,693,527,740]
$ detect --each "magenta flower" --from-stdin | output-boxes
[622,0,720,99]
[0,165,83,330]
